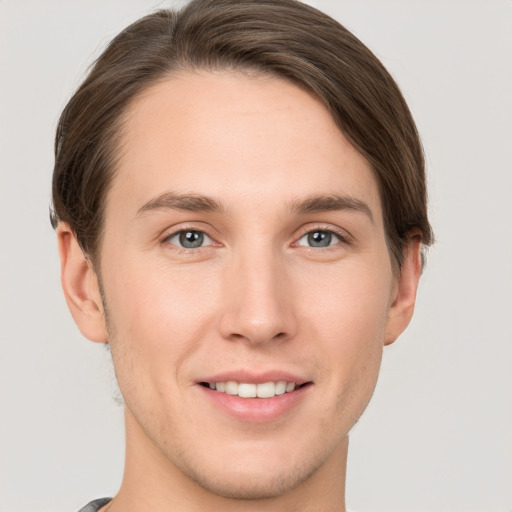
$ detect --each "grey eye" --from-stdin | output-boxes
[297,230,340,248]
[167,230,212,249]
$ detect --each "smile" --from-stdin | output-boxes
[202,381,297,398]
[198,375,313,422]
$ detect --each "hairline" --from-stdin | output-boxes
[90,66,406,267]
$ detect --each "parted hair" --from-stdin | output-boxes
[51,0,433,267]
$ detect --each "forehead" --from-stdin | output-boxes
[111,70,382,221]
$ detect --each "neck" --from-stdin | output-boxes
[108,408,348,512]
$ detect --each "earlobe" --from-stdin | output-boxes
[384,234,423,346]
[57,223,108,343]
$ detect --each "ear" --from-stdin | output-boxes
[57,223,108,343]
[384,233,423,346]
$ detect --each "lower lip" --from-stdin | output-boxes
[198,384,312,423]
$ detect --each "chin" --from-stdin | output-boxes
[167,439,344,500]
[180,458,320,500]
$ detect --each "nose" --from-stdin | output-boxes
[218,247,297,345]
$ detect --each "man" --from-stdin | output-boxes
[51,0,433,510]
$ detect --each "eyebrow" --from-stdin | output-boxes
[136,191,373,222]
[136,192,225,217]
[288,194,374,222]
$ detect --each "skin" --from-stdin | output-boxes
[58,71,422,511]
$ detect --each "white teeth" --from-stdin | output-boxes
[238,383,257,398]
[286,382,296,392]
[225,381,238,395]
[275,380,286,395]
[257,382,275,398]
[207,380,299,398]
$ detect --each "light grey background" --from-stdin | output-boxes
[1,1,511,511]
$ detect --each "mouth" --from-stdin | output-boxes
[196,372,313,422]
[199,380,311,399]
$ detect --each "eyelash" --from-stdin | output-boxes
[159,225,350,251]
[160,228,217,252]
[295,225,350,248]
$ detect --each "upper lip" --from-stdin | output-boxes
[197,370,311,386]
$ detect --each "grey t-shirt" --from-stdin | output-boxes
[77,498,112,512]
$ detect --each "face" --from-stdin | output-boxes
[93,71,403,499]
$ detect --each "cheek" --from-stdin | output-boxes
[301,260,392,341]
[102,260,220,367]
[301,263,391,399]
[307,291,387,435]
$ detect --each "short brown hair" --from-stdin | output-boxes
[51,0,433,267]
